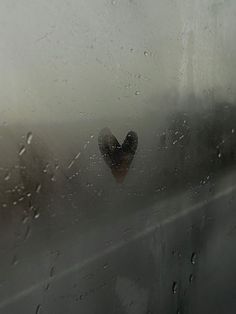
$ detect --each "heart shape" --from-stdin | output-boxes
[98,128,138,183]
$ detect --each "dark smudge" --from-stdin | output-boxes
[98,128,138,183]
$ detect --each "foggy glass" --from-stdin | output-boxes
[0,1,236,313]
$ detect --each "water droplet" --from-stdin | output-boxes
[218,152,222,158]
[103,264,109,270]
[135,91,140,95]
[4,172,11,181]
[50,266,55,277]
[36,304,42,314]
[19,146,26,156]
[144,50,149,56]
[22,215,29,224]
[50,175,56,182]
[191,252,197,265]
[172,281,178,294]
[36,184,42,193]
[2,203,7,208]
[75,152,81,159]
[12,255,19,266]
[24,225,31,240]
[68,160,75,169]
[189,274,194,283]
[86,182,93,188]
[232,128,235,133]
[33,209,40,219]
[26,132,33,145]
[125,84,131,89]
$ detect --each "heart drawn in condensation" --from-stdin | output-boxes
[98,128,138,183]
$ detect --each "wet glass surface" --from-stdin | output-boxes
[0,0,236,313]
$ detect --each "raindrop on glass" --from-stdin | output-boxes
[172,281,178,294]
[19,146,26,156]
[51,175,56,182]
[189,274,194,283]
[22,211,29,222]
[75,152,81,159]
[12,255,19,266]
[191,252,197,265]
[135,91,140,96]
[4,172,11,181]
[36,184,42,193]
[33,210,40,219]
[36,304,42,314]
[68,160,75,169]
[26,132,33,145]
[50,266,55,277]
[24,225,31,241]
